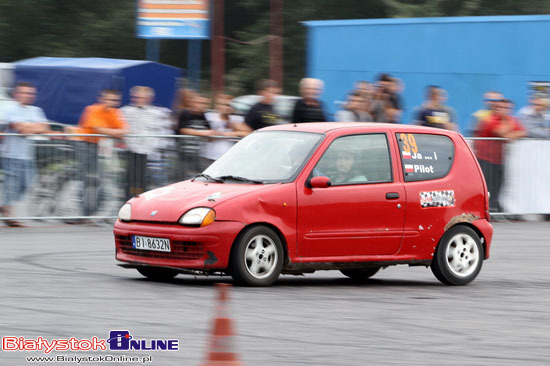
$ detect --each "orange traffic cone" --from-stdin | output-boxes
[201,283,244,366]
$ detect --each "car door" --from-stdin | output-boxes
[296,133,405,259]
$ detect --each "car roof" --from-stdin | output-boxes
[259,122,460,137]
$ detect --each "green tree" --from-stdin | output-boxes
[0,0,143,61]
[223,0,389,94]
[384,0,550,17]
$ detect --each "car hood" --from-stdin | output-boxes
[128,180,277,222]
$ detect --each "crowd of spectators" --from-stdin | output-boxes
[335,75,403,123]
[2,73,550,224]
[327,75,550,213]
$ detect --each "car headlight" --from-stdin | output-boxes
[179,207,216,227]
[118,203,132,222]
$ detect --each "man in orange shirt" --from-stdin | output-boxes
[75,89,128,217]
[78,89,128,143]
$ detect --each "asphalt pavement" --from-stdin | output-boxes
[0,221,549,365]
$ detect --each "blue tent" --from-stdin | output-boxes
[14,57,182,124]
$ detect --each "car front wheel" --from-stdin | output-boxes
[431,226,484,285]
[230,226,284,286]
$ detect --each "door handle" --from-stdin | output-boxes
[386,192,400,200]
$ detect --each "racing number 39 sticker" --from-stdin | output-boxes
[400,133,418,155]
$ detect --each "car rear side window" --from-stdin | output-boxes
[312,133,392,185]
[396,133,454,182]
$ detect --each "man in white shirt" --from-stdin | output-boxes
[0,82,49,226]
[204,94,249,165]
[516,94,550,138]
[121,86,173,190]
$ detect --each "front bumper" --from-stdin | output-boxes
[113,220,245,270]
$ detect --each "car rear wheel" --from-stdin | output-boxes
[431,226,484,285]
[340,267,380,281]
[230,226,284,287]
[137,267,178,281]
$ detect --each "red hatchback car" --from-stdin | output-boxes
[114,123,493,286]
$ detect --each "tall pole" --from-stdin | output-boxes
[211,0,225,94]
[270,0,283,86]
[188,40,202,90]
[146,39,160,62]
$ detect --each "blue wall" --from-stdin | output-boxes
[304,15,550,133]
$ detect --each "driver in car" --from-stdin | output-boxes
[332,150,367,184]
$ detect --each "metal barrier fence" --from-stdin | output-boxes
[0,133,239,222]
[467,137,550,217]
[0,133,549,222]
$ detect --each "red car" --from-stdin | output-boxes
[114,123,493,286]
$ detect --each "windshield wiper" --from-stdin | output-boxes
[194,173,223,183]
[216,175,264,184]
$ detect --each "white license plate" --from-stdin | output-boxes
[132,235,171,252]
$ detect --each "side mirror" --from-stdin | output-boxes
[308,176,332,189]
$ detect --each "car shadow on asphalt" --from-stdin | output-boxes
[125,275,441,288]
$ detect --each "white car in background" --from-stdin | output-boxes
[0,63,15,119]
[0,92,16,127]
[230,94,300,123]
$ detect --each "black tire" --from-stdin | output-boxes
[30,172,59,217]
[55,180,84,220]
[340,267,380,281]
[230,226,284,287]
[431,226,484,285]
[137,267,178,281]
[83,183,102,216]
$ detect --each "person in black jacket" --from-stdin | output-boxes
[245,79,281,130]
[292,78,327,123]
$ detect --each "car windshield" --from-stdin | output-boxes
[202,130,323,183]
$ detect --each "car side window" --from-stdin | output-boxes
[312,134,392,185]
[396,133,455,181]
